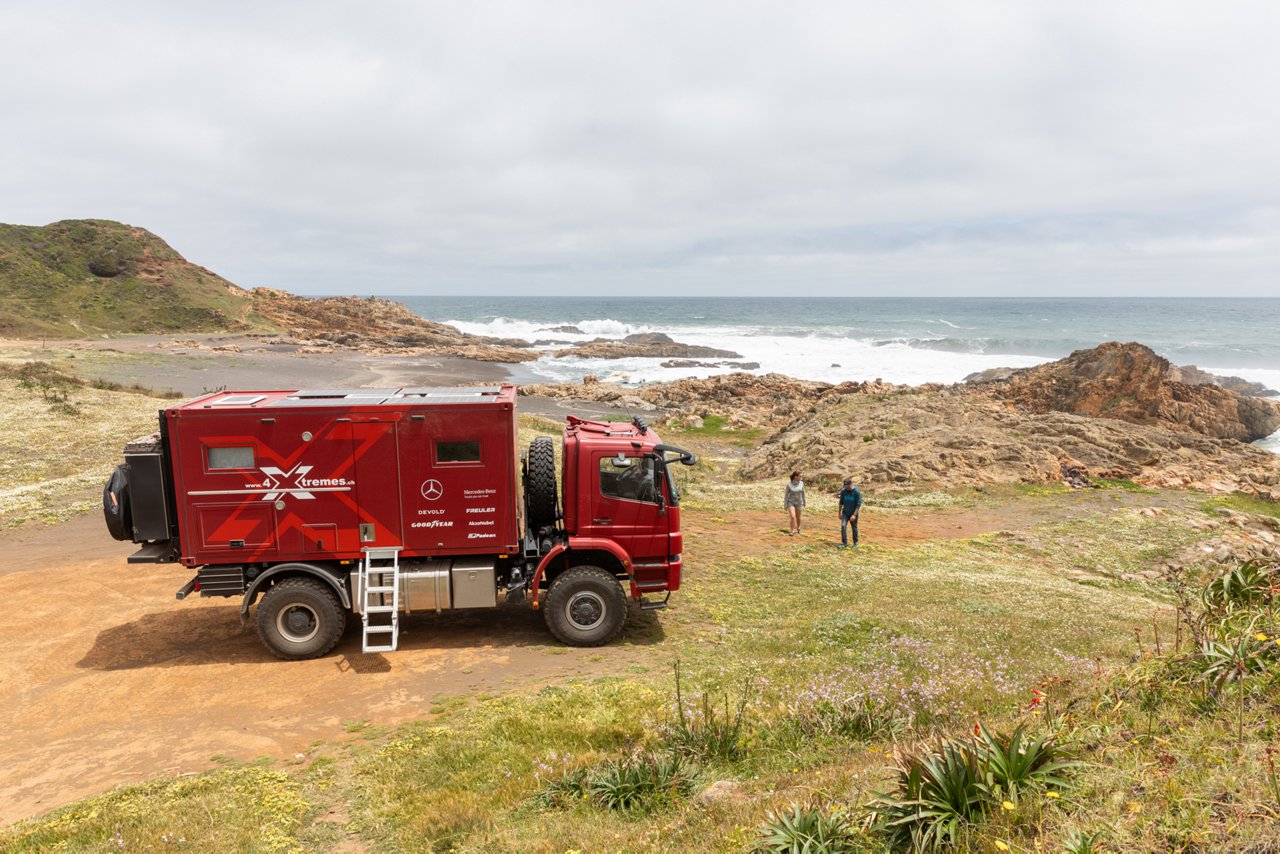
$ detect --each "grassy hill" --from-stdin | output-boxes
[0,219,273,337]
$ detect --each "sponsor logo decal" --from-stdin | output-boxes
[420,479,444,501]
[466,507,495,514]
[467,532,497,540]
[411,520,454,529]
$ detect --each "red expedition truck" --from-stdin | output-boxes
[102,384,694,659]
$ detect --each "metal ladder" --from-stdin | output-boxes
[359,547,402,653]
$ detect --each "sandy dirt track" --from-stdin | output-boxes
[0,514,662,825]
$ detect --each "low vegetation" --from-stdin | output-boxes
[0,361,178,526]
[3,405,1280,851]
[0,219,269,337]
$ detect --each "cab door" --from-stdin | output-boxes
[582,451,668,563]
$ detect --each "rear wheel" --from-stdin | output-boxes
[526,436,558,528]
[544,565,627,646]
[255,577,347,660]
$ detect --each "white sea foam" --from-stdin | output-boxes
[435,306,1280,455]
[460,317,1052,387]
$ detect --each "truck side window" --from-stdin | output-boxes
[436,440,481,464]
[599,457,658,503]
[207,445,254,470]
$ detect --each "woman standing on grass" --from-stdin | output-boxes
[784,471,806,536]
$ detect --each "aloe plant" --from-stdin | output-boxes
[975,724,1077,801]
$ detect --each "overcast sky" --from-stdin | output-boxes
[2,2,1278,297]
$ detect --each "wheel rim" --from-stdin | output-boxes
[565,590,607,631]
[277,603,320,644]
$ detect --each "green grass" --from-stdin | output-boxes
[0,219,266,337]
[1203,491,1280,519]
[4,435,1277,850]
[664,413,765,446]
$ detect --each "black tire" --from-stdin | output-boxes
[526,435,558,528]
[102,464,133,541]
[255,577,347,660]
[544,565,628,646]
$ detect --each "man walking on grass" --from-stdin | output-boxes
[836,477,862,548]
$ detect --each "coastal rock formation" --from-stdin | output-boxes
[982,342,1280,442]
[521,373,901,431]
[1168,364,1279,398]
[743,384,1280,498]
[555,333,742,360]
[522,342,1280,500]
[248,289,536,362]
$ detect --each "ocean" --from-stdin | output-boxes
[396,296,1280,452]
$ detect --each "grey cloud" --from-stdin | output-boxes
[1,1,1278,296]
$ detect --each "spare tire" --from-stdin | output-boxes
[103,464,133,541]
[526,436,558,528]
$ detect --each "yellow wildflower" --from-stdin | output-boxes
[1256,632,1269,641]
[1046,791,1061,799]
[995,842,1010,852]
[1001,800,1016,811]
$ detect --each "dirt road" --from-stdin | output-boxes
[0,515,659,825]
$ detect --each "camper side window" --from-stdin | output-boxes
[436,440,481,464]
[207,445,255,470]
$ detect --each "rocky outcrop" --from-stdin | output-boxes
[521,342,1280,500]
[249,289,536,362]
[982,342,1280,442]
[1168,364,1279,398]
[743,384,1280,498]
[555,333,741,360]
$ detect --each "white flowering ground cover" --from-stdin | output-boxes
[0,374,170,527]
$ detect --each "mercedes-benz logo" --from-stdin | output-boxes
[421,479,444,501]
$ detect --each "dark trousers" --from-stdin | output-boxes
[841,512,859,545]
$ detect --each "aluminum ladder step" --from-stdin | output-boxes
[359,547,402,653]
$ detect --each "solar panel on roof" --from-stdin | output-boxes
[395,386,502,397]
[209,394,266,406]
[293,389,398,399]
[267,396,392,407]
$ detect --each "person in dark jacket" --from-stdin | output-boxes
[835,477,862,548]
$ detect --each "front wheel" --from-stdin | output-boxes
[255,577,347,660]
[544,565,628,646]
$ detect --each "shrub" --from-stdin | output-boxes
[976,724,1076,801]
[667,661,752,762]
[753,803,864,853]
[865,726,1073,851]
[1202,560,1278,614]
[536,752,698,815]
[866,738,984,851]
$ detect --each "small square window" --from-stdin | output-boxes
[208,445,255,470]
[436,441,481,464]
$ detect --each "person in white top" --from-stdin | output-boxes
[784,471,806,536]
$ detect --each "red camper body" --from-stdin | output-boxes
[104,384,696,659]
[166,386,522,566]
